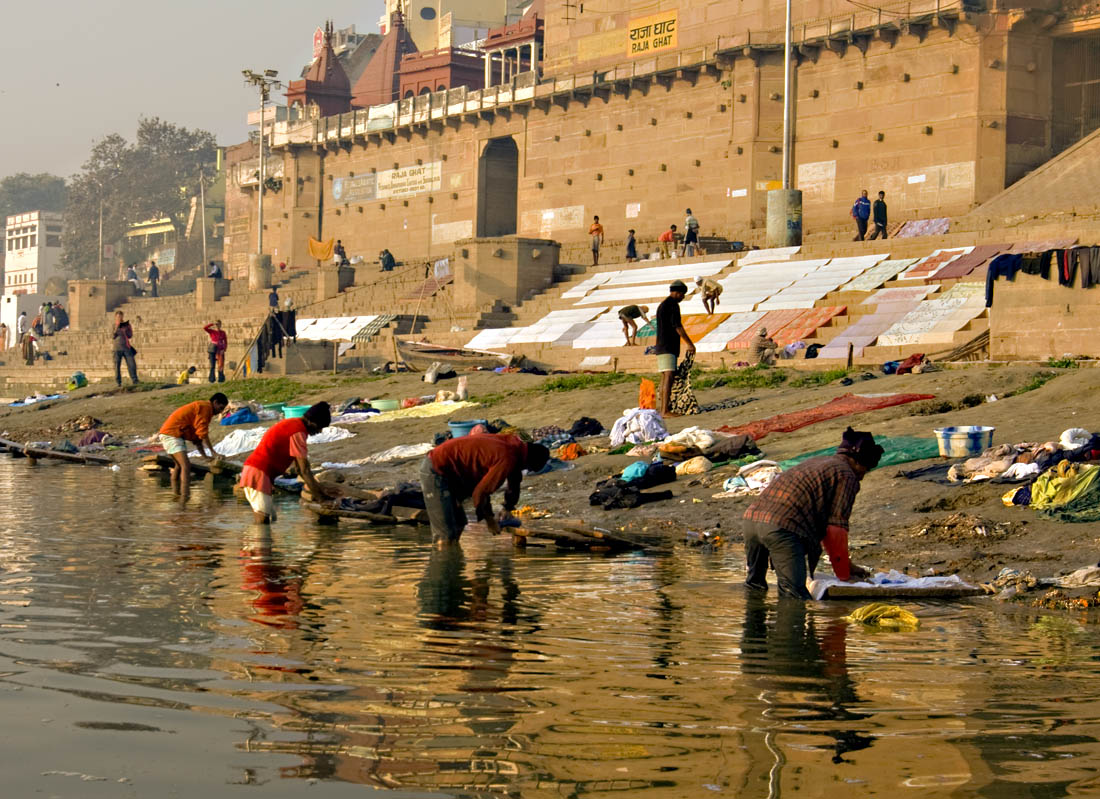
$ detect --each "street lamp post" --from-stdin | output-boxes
[765,0,802,248]
[198,165,208,268]
[242,69,281,256]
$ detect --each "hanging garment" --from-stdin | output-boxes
[669,351,700,416]
[984,253,1023,307]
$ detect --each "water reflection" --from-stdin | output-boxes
[0,462,1097,796]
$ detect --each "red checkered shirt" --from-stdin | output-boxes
[743,454,861,542]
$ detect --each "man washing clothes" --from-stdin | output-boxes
[655,280,695,416]
[741,427,882,599]
[419,434,550,547]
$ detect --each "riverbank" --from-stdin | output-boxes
[1,363,1098,600]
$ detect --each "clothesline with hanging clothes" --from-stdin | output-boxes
[984,242,1097,307]
[234,309,298,379]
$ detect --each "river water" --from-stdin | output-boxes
[1,461,1099,798]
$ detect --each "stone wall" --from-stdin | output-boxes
[223,10,1077,271]
[990,268,1100,359]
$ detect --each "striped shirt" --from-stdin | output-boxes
[743,454,861,542]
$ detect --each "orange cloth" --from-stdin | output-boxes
[556,442,586,461]
[308,237,334,261]
[638,378,656,410]
[159,401,215,444]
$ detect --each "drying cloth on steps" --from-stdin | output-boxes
[810,569,976,600]
[717,393,935,441]
[780,436,940,471]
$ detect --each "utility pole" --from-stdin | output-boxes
[781,0,792,190]
[97,193,103,279]
[242,69,281,256]
[198,165,208,268]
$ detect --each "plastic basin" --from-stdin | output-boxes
[934,425,994,458]
[263,402,286,413]
[371,398,400,412]
[283,405,311,419]
[448,419,488,438]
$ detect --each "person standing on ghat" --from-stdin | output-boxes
[625,229,638,262]
[869,191,888,240]
[851,190,871,241]
[655,280,695,416]
[682,208,700,257]
[588,215,604,266]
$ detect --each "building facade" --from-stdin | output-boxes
[223,0,1100,277]
[4,211,63,295]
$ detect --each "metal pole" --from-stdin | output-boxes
[781,0,793,189]
[97,196,103,279]
[199,166,208,267]
[257,87,266,255]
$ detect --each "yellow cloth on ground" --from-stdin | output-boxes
[1029,461,1100,510]
[364,400,480,422]
[308,237,334,261]
[844,603,920,630]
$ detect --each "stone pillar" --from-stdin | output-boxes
[317,265,341,302]
[248,253,272,291]
[484,50,491,88]
[67,280,133,331]
[766,189,803,248]
[195,277,230,310]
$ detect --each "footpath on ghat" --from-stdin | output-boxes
[0,363,1098,611]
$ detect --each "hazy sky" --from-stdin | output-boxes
[0,0,386,180]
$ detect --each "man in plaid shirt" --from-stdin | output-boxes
[742,428,882,598]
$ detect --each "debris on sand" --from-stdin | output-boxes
[905,512,1021,542]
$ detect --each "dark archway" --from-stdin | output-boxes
[476,137,519,237]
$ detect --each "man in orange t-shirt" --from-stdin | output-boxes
[158,392,228,498]
[588,215,605,266]
[658,224,677,259]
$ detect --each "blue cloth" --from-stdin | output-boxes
[985,253,1022,307]
[220,408,259,426]
[852,196,871,220]
[621,461,650,482]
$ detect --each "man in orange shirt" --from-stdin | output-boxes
[588,215,605,266]
[658,224,677,259]
[158,392,229,498]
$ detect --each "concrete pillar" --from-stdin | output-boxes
[67,279,133,331]
[484,50,492,88]
[248,253,272,291]
[766,189,803,248]
[317,265,341,302]
[195,277,230,310]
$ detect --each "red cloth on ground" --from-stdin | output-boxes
[717,392,935,441]
[894,353,925,376]
[243,419,309,480]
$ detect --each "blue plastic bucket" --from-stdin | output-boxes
[448,419,488,438]
[934,426,994,458]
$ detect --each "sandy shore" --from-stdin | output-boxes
[2,363,1098,599]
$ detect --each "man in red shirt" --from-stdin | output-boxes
[239,402,336,523]
[658,224,677,259]
[419,434,550,545]
[203,320,228,383]
[158,392,229,499]
[742,427,882,598]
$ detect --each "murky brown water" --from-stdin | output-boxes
[1,461,1099,797]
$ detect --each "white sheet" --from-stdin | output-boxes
[695,311,766,352]
[737,246,801,266]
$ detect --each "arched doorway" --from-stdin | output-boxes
[476,137,518,237]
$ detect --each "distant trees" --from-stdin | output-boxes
[0,173,67,222]
[62,118,217,278]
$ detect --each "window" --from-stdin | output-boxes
[46,235,60,247]
[419,6,436,19]
[29,235,36,248]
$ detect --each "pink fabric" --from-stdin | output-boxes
[239,464,273,494]
[717,393,935,441]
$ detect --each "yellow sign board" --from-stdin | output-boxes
[628,10,678,57]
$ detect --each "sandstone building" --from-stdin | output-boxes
[224,0,1100,278]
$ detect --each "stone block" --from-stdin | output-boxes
[195,278,230,310]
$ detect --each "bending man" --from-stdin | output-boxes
[420,434,550,546]
[158,392,229,499]
[741,427,881,599]
[239,402,337,524]
[618,304,650,346]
